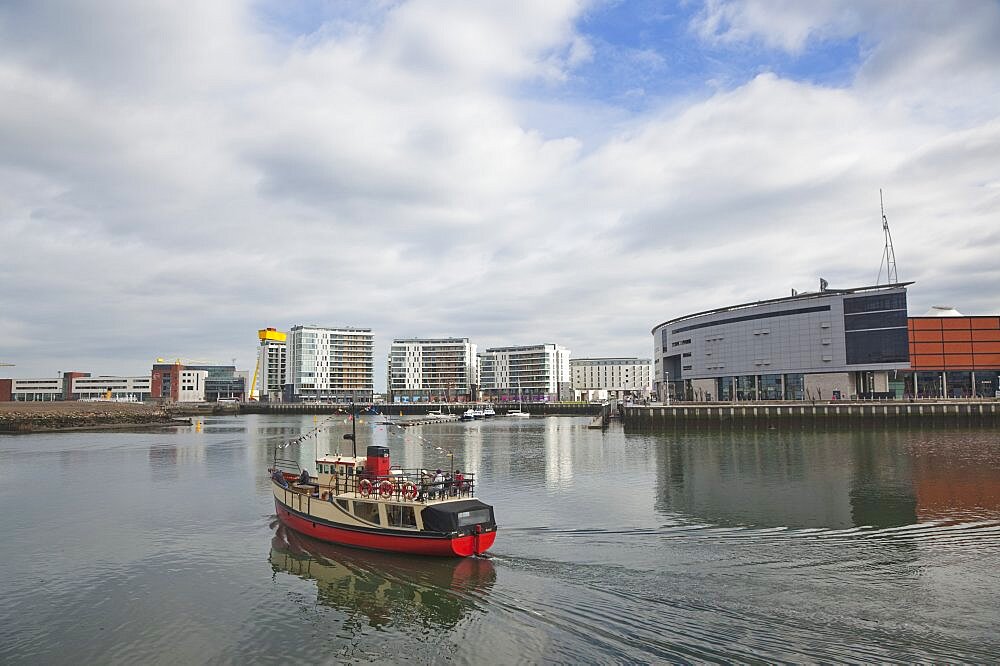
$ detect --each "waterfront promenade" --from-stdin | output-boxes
[623,400,1000,428]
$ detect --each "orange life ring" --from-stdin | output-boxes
[379,480,394,499]
[402,482,417,501]
[359,478,373,498]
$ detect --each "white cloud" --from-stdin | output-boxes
[0,0,998,385]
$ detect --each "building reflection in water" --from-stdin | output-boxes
[269,524,495,630]
[544,419,575,490]
[654,429,920,529]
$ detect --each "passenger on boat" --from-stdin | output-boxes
[418,469,430,501]
[432,469,445,499]
[298,468,310,484]
[453,469,465,496]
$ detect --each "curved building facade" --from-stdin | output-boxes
[652,283,912,401]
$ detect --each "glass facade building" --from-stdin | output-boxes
[652,283,913,402]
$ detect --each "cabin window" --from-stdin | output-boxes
[457,509,491,527]
[387,504,417,529]
[336,499,350,512]
[353,501,381,525]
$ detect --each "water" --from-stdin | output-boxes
[1,415,999,663]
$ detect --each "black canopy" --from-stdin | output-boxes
[422,500,496,534]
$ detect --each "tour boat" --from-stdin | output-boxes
[481,405,496,418]
[270,445,497,557]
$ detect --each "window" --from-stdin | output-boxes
[353,501,381,525]
[844,310,908,331]
[843,292,906,314]
[457,509,492,527]
[336,499,350,512]
[845,329,909,365]
[387,504,417,528]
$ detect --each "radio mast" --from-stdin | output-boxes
[876,189,898,285]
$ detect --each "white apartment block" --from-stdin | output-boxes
[286,325,374,402]
[479,344,572,402]
[571,358,652,401]
[388,338,478,403]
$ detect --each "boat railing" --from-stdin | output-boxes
[308,468,476,503]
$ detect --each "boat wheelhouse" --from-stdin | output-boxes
[270,445,496,557]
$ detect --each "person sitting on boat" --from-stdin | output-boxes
[453,469,465,496]
[298,468,310,485]
[432,469,446,499]
[272,470,288,488]
[417,469,430,501]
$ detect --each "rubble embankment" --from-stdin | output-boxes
[0,402,188,433]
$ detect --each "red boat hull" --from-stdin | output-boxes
[274,498,496,557]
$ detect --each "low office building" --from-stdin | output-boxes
[479,344,572,402]
[0,372,152,401]
[387,338,477,403]
[152,363,241,402]
[571,358,652,401]
[285,325,374,403]
[70,375,152,401]
[151,364,211,402]
[652,283,912,401]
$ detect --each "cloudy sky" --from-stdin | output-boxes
[2,0,999,386]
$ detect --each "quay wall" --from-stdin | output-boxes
[239,402,599,416]
[622,401,1000,429]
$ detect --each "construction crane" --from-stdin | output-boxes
[155,357,220,366]
[0,362,14,367]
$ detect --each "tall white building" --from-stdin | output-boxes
[256,328,287,402]
[479,344,572,402]
[286,325,374,402]
[571,358,652,401]
[388,338,478,403]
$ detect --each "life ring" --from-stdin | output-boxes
[402,482,418,501]
[359,478,373,498]
[379,480,394,499]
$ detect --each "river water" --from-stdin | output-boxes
[1,415,999,663]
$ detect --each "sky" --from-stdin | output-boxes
[2,0,999,388]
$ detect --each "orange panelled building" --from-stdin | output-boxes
[907,316,1000,397]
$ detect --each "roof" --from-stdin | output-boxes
[922,305,964,317]
[650,282,914,334]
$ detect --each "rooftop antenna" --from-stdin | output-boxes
[876,189,898,285]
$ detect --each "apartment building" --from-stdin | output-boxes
[479,344,572,402]
[388,338,478,403]
[285,325,374,403]
[571,358,652,401]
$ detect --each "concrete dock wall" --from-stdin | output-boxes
[623,401,1000,429]
[239,402,600,416]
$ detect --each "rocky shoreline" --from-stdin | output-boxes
[0,402,188,434]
